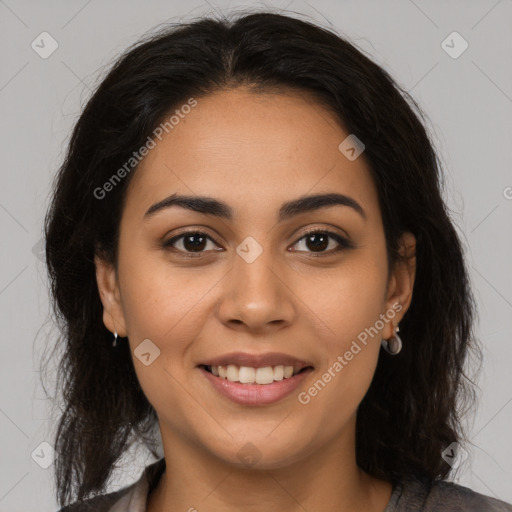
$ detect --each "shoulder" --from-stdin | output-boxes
[55,484,134,512]
[396,476,512,511]
[55,457,166,512]
[427,480,512,512]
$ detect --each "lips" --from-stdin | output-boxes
[199,351,313,370]
[199,364,314,405]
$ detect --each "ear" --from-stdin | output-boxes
[383,231,416,339]
[94,253,127,337]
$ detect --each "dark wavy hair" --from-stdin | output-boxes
[42,9,480,507]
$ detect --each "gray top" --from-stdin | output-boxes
[57,457,512,511]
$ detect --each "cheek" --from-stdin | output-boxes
[301,300,383,433]
[117,252,219,398]
[314,257,388,342]
[118,249,210,340]
[117,254,207,411]
[302,254,387,407]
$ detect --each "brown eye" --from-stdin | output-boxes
[290,229,353,257]
[163,228,353,258]
[164,231,221,255]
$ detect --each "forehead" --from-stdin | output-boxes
[123,88,379,223]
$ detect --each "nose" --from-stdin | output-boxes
[215,247,296,334]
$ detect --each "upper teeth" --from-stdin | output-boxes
[210,364,300,384]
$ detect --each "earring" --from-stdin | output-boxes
[113,331,118,347]
[381,324,402,355]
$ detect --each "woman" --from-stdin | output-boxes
[43,10,512,512]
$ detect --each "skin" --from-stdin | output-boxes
[95,87,416,512]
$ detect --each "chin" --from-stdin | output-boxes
[205,435,313,471]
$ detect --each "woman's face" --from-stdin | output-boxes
[96,87,415,469]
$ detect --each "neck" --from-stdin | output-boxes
[147,417,393,512]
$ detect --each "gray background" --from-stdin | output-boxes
[0,0,511,510]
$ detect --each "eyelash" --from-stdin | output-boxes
[163,228,353,258]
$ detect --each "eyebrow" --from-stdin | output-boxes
[144,192,366,223]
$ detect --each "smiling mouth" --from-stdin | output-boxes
[200,364,313,385]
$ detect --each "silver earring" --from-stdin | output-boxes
[381,324,402,355]
[113,331,118,347]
